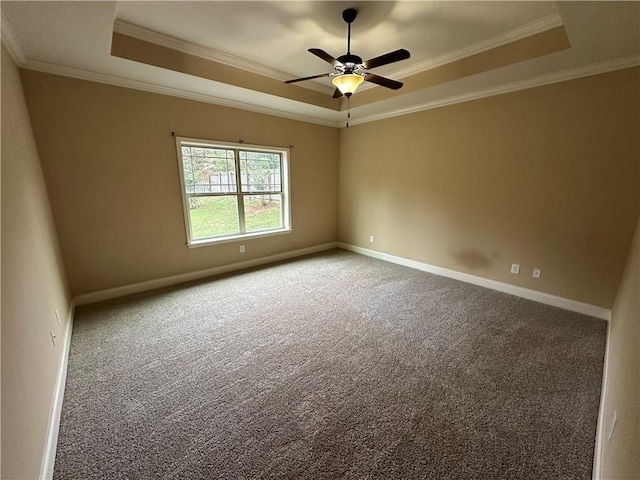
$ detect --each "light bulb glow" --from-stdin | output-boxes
[332,73,364,95]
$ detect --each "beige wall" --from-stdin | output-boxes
[20,70,339,296]
[1,45,72,479]
[599,222,639,477]
[339,67,639,309]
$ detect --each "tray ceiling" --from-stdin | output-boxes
[2,1,639,127]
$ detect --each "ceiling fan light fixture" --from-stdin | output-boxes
[332,73,364,96]
[284,8,409,99]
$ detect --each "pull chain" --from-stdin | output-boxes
[346,96,351,128]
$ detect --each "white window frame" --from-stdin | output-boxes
[175,136,292,247]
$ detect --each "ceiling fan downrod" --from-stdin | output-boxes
[343,8,357,55]
[337,8,362,71]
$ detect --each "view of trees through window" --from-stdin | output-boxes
[179,143,285,241]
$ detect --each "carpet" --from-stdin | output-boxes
[54,249,606,479]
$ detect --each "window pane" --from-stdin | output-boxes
[188,196,239,239]
[243,194,282,232]
[182,146,237,194]
[239,151,281,193]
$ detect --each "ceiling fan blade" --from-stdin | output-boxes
[363,49,410,69]
[308,48,342,66]
[364,73,403,90]
[332,88,344,99]
[285,73,332,84]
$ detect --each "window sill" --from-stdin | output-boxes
[187,228,292,248]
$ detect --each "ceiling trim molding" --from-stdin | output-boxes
[20,52,638,131]
[113,14,564,97]
[1,11,26,64]
[349,54,640,127]
[21,60,340,128]
[358,12,564,92]
[112,19,334,96]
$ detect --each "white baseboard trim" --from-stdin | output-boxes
[41,303,75,480]
[73,242,338,306]
[592,320,611,479]
[337,243,611,321]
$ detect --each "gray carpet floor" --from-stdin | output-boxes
[54,249,606,479]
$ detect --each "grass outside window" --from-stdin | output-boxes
[189,196,282,239]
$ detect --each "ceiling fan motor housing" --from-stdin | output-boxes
[337,54,364,73]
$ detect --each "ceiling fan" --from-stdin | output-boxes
[285,8,410,98]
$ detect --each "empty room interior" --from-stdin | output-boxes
[1,1,639,479]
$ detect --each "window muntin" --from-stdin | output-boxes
[176,138,290,246]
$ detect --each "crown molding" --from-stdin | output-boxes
[112,19,334,96]
[348,54,640,127]
[397,13,563,78]
[22,60,340,128]
[10,6,638,132]
[113,14,563,97]
[1,11,26,64]
[20,52,638,131]
[358,13,564,92]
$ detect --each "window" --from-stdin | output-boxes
[175,137,291,246]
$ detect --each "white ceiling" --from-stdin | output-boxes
[2,1,639,127]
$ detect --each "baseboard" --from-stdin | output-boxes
[73,242,338,306]
[337,243,611,321]
[41,303,75,480]
[592,320,611,479]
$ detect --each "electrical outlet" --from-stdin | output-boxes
[532,268,541,279]
[608,410,617,441]
[239,245,245,253]
[510,264,520,274]
[50,330,57,346]
[369,235,374,243]
[55,309,61,325]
